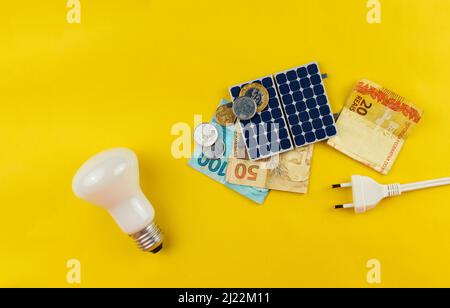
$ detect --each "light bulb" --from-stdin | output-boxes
[72,148,163,253]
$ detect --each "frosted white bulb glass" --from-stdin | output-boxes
[72,148,163,253]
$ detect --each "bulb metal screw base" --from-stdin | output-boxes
[130,222,164,253]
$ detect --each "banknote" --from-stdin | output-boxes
[188,99,269,204]
[226,124,313,194]
[327,79,423,175]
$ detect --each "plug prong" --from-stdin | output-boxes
[332,183,352,189]
[335,203,354,209]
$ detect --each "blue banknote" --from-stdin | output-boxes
[188,99,269,204]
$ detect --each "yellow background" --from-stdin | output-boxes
[1,0,449,288]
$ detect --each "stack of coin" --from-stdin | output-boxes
[233,97,257,121]
[232,83,270,121]
[193,123,226,160]
[202,139,225,160]
[240,83,270,113]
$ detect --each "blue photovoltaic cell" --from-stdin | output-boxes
[229,76,293,160]
[229,62,336,160]
[274,62,337,147]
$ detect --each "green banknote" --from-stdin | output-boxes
[188,99,269,204]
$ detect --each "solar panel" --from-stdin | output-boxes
[229,62,337,160]
[274,62,337,147]
[230,76,294,160]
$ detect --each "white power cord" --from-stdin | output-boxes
[333,175,450,214]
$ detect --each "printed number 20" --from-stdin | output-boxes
[357,99,373,116]
[235,164,259,181]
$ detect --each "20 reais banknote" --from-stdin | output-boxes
[327,79,423,175]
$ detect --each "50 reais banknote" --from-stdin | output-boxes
[188,99,269,204]
[226,124,313,194]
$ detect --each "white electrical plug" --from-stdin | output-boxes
[333,175,450,214]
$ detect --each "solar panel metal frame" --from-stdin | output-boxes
[274,61,337,147]
[229,75,294,161]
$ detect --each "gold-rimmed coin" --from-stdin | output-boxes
[240,83,270,112]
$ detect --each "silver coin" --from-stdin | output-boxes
[193,123,218,147]
[202,139,226,160]
[232,97,257,121]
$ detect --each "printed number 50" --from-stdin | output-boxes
[235,164,259,181]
